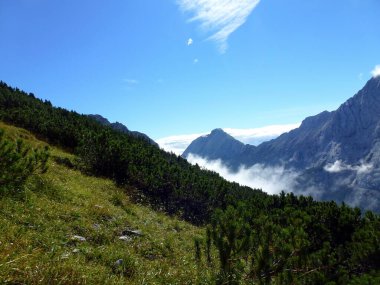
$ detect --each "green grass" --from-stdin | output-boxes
[0,122,216,284]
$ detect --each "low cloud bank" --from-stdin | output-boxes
[224,123,300,145]
[185,155,378,211]
[186,153,299,195]
[156,133,207,155]
[324,160,373,174]
[156,123,300,155]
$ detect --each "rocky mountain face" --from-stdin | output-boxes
[182,128,246,168]
[88,114,158,146]
[183,77,380,212]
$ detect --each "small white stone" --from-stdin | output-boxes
[72,235,86,242]
[119,236,132,242]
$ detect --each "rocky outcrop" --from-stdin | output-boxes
[182,77,380,212]
[182,128,246,168]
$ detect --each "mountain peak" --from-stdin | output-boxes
[210,128,225,134]
[182,128,245,168]
[356,76,380,99]
[88,114,111,126]
[208,128,230,138]
[365,75,380,89]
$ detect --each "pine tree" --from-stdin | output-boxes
[0,129,49,195]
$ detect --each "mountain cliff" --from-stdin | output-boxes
[183,77,380,211]
[182,128,246,167]
[241,76,380,168]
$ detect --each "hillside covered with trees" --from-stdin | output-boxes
[1,81,379,284]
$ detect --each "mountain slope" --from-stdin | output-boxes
[1,82,379,284]
[0,80,269,224]
[183,77,380,211]
[88,114,158,146]
[0,122,208,284]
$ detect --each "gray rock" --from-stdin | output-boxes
[122,229,143,236]
[115,259,123,266]
[119,236,132,242]
[71,235,86,242]
[182,77,380,212]
[61,253,70,259]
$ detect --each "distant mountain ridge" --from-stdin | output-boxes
[183,77,380,212]
[182,128,245,167]
[88,114,158,146]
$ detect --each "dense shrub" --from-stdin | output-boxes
[0,128,49,195]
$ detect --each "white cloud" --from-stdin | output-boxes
[177,0,260,53]
[193,58,199,64]
[156,132,207,155]
[187,38,193,46]
[124,78,139,84]
[155,123,299,155]
[371,65,380,78]
[324,160,373,174]
[224,123,300,145]
[186,154,299,195]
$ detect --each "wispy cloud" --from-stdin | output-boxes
[187,154,299,195]
[324,160,373,174]
[193,58,199,64]
[187,38,193,46]
[177,0,260,53]
[371,65,380,78]
[124,78,139,85]
[156,123,299,155]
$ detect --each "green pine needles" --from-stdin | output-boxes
[198,202,380,284]
[0,129,49,195]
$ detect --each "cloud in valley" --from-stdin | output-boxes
[177,0,260,53]
[186,154,299,195]
[324,160,373,174]
[156,123,299,155]
[371,65,380,78]
[185,155,375,208]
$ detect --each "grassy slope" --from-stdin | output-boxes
[0,122,214,284]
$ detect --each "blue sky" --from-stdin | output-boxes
[1,0,379,140]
